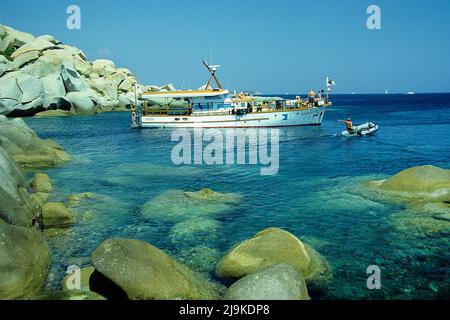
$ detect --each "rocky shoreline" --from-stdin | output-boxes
[0,24,178,117]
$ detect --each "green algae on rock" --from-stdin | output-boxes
[223,263,310,300]
[175,246,222,273]
[142,188,241,221]
[91,238,224,300]
[368,165,450,236]
[41,202,75,229]
[0,219,50,299]
[31,172,53,194]
[380,165,450,199]
[170,218,221,246]
[216,228,331,286]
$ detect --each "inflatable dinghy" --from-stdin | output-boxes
[341,122,379,137]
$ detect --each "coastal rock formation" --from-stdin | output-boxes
[223,264,310,300]
[91,238,222,300]
[380,165,450,197]
[0,115,75,299]
[0,219,50,299]
[31,172,53,193]
[0,24,142,116]
[142,188,241,221]
[0,71,44,115]
[0,145,51,299]
[0,115,70,167]
[41,202,75,228]
[370,165,450,236]
[216,228,330,285]
[0,146,37,226]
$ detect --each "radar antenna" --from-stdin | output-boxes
[202,60,223,90]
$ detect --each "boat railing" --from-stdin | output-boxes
[141,100,331,117]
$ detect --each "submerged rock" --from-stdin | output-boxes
[142,188,241,221]
[223,264,310,300]
[0,219,50,299]
[67,192,97,206]
[170,218,221,246]
[390,206,450,236]
[372,165,450,236]
[91,238,223,300]
[380,165,450,199]
[66,192,130,225]
[41,202,75,228]
[176,246,222,273]
[216,228,330,285]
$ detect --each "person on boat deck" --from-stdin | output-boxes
[317,90,322,99]
[338,118,354,132]
[308,89,315,102]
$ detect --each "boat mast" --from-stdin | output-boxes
[202,60,223,90]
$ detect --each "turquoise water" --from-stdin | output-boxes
[25,94,450,299]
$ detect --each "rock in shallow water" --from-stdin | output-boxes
[223,263,310,300]
[0,116,70,167]
[372,165,450,236]
[31,172,53,194]
[91,238,223,300]
[142,188,241,221]
[216,228,331,286]
[170,218,221,246]
[41,202,75,228]
[175,246,222,273]
[380,165,450,198]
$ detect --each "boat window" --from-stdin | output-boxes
[175,118,180,121]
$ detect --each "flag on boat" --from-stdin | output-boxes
[326,77,336,86]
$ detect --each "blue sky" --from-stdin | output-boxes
[1,0,450,93]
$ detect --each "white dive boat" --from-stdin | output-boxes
[132,62,332,128]
[341,122,379,137]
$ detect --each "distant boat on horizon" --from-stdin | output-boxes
[406,91,415,95]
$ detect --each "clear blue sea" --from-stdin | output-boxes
[25,93,450,300]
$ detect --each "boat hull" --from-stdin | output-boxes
[341,122,379,136]
[140,106,328,128]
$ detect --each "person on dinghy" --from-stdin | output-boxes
[338,118,354,134]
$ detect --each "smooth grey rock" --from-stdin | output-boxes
[65,91,96,114]
[61,63,89,92]
[223,264,310,300]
